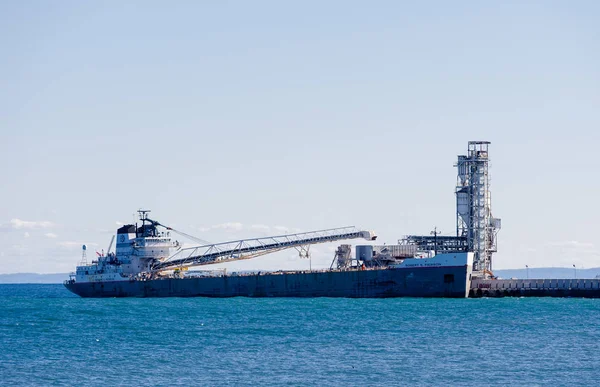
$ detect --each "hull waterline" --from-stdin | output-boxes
[65,265,471,298]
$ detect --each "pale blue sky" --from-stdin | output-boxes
[1,1,599,273]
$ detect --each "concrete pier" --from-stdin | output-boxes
[470,278,600,298]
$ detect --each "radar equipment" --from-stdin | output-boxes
[137,210,211,245]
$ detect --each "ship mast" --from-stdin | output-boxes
[138,209,151,224]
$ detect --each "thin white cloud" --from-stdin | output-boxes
[547,241,595,248]
[273,226,290,234]
[194,222,295,235]
[45,233,58,239]
[10,219,55,230]
[211,222,244,232]
[547,241,598,255]
[251,224,271,233]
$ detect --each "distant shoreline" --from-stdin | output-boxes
[0,273,69,284]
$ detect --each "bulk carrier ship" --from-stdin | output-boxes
[64,141,499,298]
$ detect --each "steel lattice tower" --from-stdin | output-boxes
[455,141,501,275]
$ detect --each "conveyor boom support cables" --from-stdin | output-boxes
[153,226,376,271]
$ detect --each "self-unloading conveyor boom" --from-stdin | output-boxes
[153,226,376,271]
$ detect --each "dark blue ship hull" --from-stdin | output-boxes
[65,265,471,298]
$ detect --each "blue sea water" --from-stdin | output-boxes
[1,285,599,386]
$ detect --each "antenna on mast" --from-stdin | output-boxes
[138,209,151,223]
[430,227,440,256]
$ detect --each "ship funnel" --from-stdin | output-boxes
[116,224,136,246]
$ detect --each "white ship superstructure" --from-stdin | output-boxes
[73,210,178,283]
